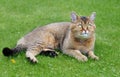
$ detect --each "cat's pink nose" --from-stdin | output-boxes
[82,30,89,34]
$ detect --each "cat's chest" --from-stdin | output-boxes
[74,39,94,53]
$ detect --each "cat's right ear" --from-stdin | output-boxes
[90,12,96,21]
[71,12,78,23]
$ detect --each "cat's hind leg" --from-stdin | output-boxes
[26,48,58,63]
[26,51,39,63]
[26,46,43,63]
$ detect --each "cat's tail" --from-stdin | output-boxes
[2,44,26,57]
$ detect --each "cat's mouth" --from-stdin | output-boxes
[75,33,90,39]
[81,34,90,38]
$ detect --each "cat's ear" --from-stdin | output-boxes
[90,12,96,21]
[71,12,78,23]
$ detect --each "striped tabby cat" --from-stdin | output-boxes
[2,12,99,63]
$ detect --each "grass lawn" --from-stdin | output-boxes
[0,0,120,77]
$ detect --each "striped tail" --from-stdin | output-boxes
[2,45,25,57]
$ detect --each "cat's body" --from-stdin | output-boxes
[22,22,71,50]
[3,12,99,63]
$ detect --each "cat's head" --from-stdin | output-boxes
[70,12,96,39]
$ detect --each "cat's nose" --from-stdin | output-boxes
[85,30,89,34]
[82,30,89,34]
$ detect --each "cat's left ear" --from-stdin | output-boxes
[90,12,96,21]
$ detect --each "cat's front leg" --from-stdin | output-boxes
[63,49,88,62]
[88,51,99,60]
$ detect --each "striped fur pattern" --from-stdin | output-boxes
[2,12,99,63]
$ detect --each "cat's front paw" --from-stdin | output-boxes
[88,51,99,60]
[91,56,99,60]
[81,56,88,62]
[77,55,88,62]
[93,56,99,60]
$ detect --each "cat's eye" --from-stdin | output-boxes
[88,23,93,26]
[78,24,82,28]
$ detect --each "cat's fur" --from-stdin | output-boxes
[2,12,99,63]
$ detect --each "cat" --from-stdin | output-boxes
[2,12,99,63]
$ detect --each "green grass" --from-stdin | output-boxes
[0,0,120,77]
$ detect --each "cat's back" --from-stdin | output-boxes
[24,22,71,40]
[29,22,71,35]
[39,22,71,31]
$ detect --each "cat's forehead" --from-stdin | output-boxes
[80,16,89,24]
